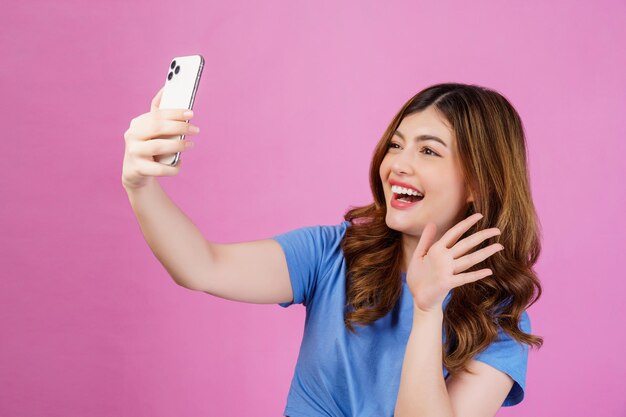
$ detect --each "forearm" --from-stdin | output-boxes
[394,304,453,417]
[124,178,216,290]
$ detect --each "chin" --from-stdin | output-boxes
[385,211,418,233]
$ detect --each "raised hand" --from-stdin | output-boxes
[406,213,504,314]
[122,85,200,191]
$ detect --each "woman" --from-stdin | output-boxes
[122,82,543,417]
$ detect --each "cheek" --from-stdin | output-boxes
[379,159,390,177]
[425,172,459,199]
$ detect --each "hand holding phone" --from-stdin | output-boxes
[121,55,204,190]
[155,55,204,166]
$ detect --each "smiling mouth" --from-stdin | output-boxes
[392,192,424,204]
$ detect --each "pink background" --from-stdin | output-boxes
[1,0,624,416]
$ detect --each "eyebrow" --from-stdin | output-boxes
[393,130,448,148]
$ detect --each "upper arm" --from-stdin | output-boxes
[194,222,348,306]
[446,359,515,417]
[194,239,294,305]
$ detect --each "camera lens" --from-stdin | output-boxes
[170,60,176,69]
[168,71,173,80]
[175,65,180,74]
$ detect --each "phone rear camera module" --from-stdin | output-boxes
[168,71,173,80]
[175,65,180,74]
[170,60,176,69]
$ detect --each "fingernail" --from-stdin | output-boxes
[185,141,194,148]
[498,244,504,250]
[189,125,200,133]
[184,110,194,118]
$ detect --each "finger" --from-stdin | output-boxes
[169,157,183,168]
[134,119,200,141]
[414,222,437,258]
[140,138,194,157]
[150,85,166,111]
[454,268,493,286]
[450,227,501,259]
[452,243,504,275]
[154,108,195,122]
[441,212,484,249]
[136,157,182,177]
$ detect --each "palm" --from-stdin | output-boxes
[404,214,504,314]
[406,223,455,311]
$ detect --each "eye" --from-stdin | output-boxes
[421,147,439,157]
[387,142,440,157]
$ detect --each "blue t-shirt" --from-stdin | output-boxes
[271,220,531,417]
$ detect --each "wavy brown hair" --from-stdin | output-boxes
[340,82,544,376]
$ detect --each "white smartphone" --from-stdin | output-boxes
[156,54,204,166]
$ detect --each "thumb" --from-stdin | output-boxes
[414,222,437,258]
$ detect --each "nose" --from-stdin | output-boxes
[391,148,415,175]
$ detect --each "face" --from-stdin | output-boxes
[379,106,474,258]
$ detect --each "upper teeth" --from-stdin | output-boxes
[391,185,423,197]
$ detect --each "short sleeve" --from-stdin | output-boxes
[270,224,326,308]
[473,310,532,406]
[271,221,350,308]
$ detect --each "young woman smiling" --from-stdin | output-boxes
[122,82,543,417]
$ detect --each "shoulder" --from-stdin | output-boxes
[272,220,350,241]
[272,220,351,308]
[519,309,531,332]
[270,220,351,270]
[470,309,533,406]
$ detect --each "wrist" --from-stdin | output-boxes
[123,177,157,194]
[412,301,444,320]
